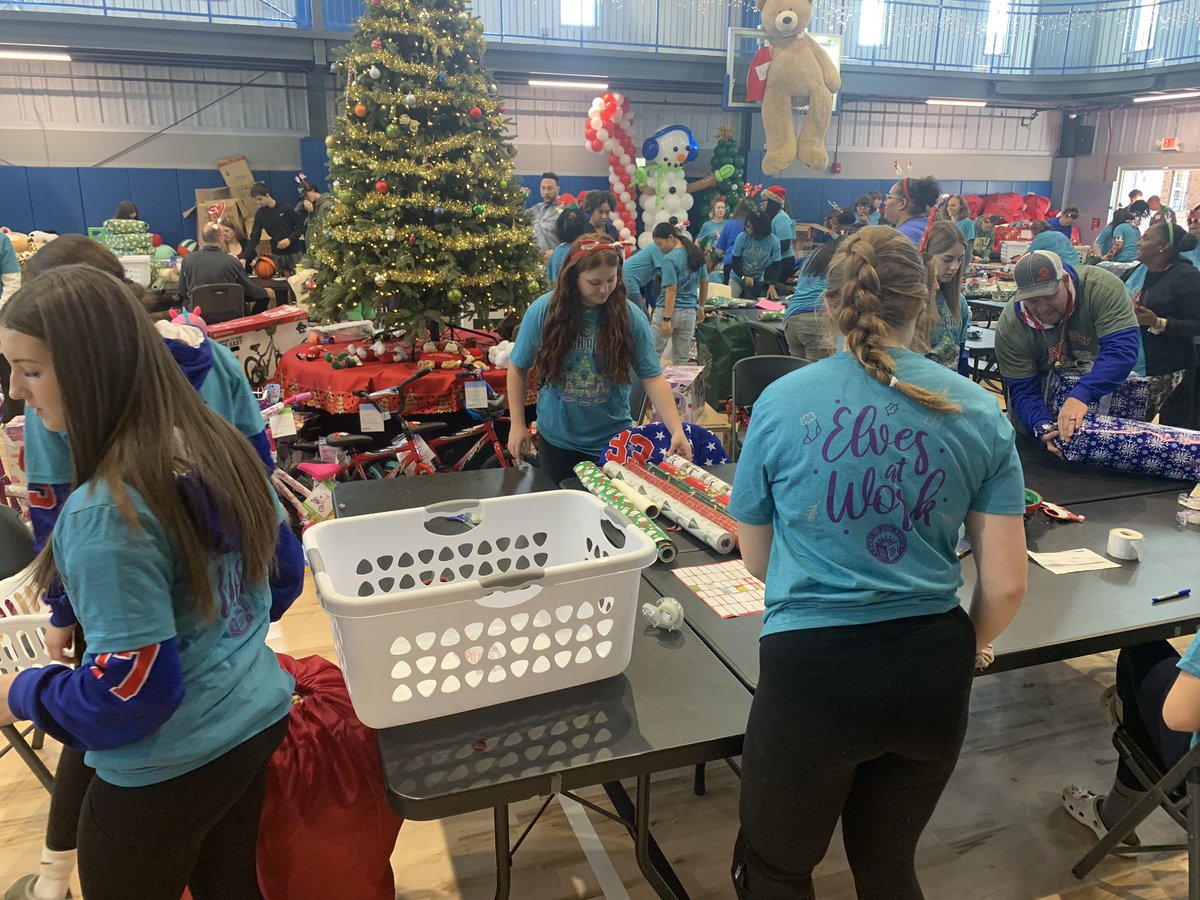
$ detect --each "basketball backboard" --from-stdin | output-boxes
[723,27,841,114]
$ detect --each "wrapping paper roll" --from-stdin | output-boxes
[608,477,660,518]
[663,454,733,502]
[603,461,737,555]
[645,461,737,523]
[573,462,678,564]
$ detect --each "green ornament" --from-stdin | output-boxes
[336,190,354,203]
[471,204,485,215]
[470,151,485,165]
[386,122,402,139]
[526,278,540,292]
[447,288,463,302]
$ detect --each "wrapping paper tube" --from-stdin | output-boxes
[608,477,660,518]
[573,462,677,564]
[659,460,731,507]
[646,461,736,521]
[663,454,733,502]
[603,461,737,555]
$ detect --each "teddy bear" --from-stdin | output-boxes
[756,0,840,175]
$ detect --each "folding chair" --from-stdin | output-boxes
[0,564,54,791]
[729,355,809,461]
[189,283,246,324]
[1073,727,1200,898]
[746,320,788,357]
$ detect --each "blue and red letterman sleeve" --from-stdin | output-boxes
[1004,374,1055,435]
[8,641,184,750]
[1069,326,1141,405]
[28,482,76,627]
[270,520,304,621]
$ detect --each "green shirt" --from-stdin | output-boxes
[995,265,1137,379]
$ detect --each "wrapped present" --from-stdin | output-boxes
[650,365,707,425]
[102,218,148,235]
[1061,414,1200,481]
[107,233,155,254]
[1047,369,1152,421]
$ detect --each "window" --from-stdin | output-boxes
[984,0,1011,56]
[858,0,889,47]
[561,0,596,27]
[1126,0,1158,53]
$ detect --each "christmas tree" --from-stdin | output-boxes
[306,0,544,337]
[700,122,747,221]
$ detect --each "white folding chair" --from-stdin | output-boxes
[0,566,55,790]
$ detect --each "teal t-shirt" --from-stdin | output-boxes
[733,232,781,278]
[928,288,972,369]
[698,220,723,249]
[623,245,663,294]
[1113,223,1141,262]
[546,242,569,284]
[1122,264,1150,375]
[0,233,18,303]
[511,292,662,456]
[786,274,827,317]
[954,218,976,243]
[24,337,265,485]
[729,349,1025,634]
[771,210,797,252]
[54,479,293,786]
[1028,230,1081,266]
[707,267,726,285]
[869,210,882,225]
[662,247,703,309]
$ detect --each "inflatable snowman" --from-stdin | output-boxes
[635,125,699,249]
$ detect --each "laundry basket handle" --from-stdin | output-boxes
[478,570,544,592]
[475,570,545,608]
[424,499,481,517]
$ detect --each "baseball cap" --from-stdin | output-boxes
[1013,250,1065,302]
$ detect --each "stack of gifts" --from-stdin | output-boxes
[1047,369,1150,420]
[102,217,153,255]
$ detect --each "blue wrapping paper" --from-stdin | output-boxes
[1061,414,1200,481]
[1047,369,1150,420]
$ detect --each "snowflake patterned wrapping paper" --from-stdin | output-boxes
[572,462,678,564]
[1047,370,1150,420]
[1060,414,1200,482]
[102,218,149,235]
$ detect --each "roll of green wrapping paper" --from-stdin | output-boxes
[573,462,678,564]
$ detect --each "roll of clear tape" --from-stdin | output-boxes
[1107,527,1145,561]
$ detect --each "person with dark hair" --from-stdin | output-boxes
[922,221,972,373]
[1127,199,1150,220]
[732,210,782,300]
[527,172,562,254]
[972,214,1000,261]
[179,223,269,314]
[1027,219,1081,266]
[715,199,752,284]
[3,238,303,900]
[651,224,708,365]
[112,201,139,221]
[783,236,839,361]
[832,209,858,236]
[761,186,796,283]
[1125,220,1200,428]
[1046,205,1081,238]
[1129,189,1144,205]
[854,194,873,227]
[944,195,975,244]
[581,190,620,240]
[729,225,1027,900]
[995,250,1140,454]
[0,266,294,899]
[244,182,304,272]
[546,208,588,284]
[868,190,884,225]
[883,176,941,246]
[506,234,690,484]
[295,178,332,263]
[1093,209,1139,262]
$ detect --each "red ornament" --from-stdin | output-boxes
[468,105,482,120]
[498,104,505,112]
[371,39,382,48]
[375,180,389,193]
[408,234,417,245]
[305,279,316,291]
[354,102,368,117]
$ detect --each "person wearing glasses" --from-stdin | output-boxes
[1046,205,1081,240]
[883,176,941,247]
[994,250,1139,457]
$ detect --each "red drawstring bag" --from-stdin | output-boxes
[981,192,1025,221]
[964,194,983,218]
[1023,194,1052,220]
[257,653,403,900]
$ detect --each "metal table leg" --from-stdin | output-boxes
[602,778,690,900]
[0,724,54,791]
[494,804,511,900]
[693,763,706,796]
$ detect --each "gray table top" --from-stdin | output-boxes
[333,468,750,819]
[645,491,1200,691]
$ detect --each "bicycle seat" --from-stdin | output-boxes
[405,421,447,436]
[296,462,342,481]
[326,433,376,449]
[290,440,319,453]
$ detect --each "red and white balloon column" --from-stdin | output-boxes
[584,92,638,243]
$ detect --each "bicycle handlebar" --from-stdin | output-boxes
[356,367,435,402]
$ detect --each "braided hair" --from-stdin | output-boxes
[825,228,961,414]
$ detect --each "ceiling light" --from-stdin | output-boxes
[1132,90,1200,104]
[528,79,609,90]
[927,98,987,108]
[0,49,72,62]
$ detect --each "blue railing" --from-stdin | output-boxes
[8,0,1200,75]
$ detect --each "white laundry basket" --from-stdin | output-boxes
[303,491,658,728]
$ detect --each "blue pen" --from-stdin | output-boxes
[1152,588,1192,605]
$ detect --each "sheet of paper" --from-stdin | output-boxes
[1027,548,1120,575]
[464,381,488,410]
[268,410,297,438]
[675,559,765,618]
[755,299,784,311]
[359,403,386,433]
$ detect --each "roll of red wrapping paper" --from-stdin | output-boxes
[658,460,731,507]
[643,461,738,524]
[630,462,741,536]
[664,454,734,500]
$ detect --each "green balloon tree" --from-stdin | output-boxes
[701,122,747,221]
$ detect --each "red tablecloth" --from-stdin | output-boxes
[275,341,533,415]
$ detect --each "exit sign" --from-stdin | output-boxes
[1160,136,1183,151]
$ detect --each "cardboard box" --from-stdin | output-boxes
[217,155,259,220]
[206,305,309,389]
[184,187,236,242]
[651,365,707,425]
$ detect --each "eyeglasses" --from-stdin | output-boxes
[885,194,904,201]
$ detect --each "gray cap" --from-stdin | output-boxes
[1013,250,1065,302]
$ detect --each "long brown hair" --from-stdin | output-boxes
[922,220,968,325]
[2,266,279,619]
[826,228,961,413]
[532,234,633,387]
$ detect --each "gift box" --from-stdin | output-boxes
[650,365,707,425]
[106,233,154,255]
[1047,370,1151,421]
[1061,414,1200,481]
[102,218,149,235]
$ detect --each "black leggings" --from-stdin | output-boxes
[77,716,288,900]
[1115,640,1191,790]
[538,436,599,487]
[46,626,95,852]
[733,607,975,900]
